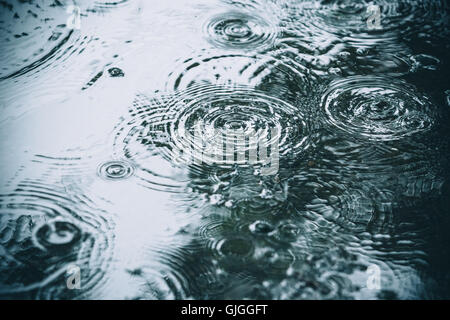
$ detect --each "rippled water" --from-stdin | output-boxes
[0,0,449,299]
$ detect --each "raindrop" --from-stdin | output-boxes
[98,160,134,180]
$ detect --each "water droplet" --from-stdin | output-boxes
[98,160,134,180]
[0,182,113,298]
[0,1,77,79]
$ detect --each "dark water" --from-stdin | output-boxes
[0,0,449,299]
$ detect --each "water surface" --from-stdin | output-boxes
[0,0,449,299]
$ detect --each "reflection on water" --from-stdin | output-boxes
[0,0,449,299]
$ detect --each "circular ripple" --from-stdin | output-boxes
[321,76,434,141]
[0,0,77,79]
[0,182,113,299]
[35,220,82,251]
[203,11,277,50]
[287,132,444,234]
[113,85,313,192]
[319,134,445,209]
[98,160,134,180]
[304,186,390,234]
[290,0,450,47]
[164,50,315,100]
[166,86,310,167]
[112,95,191,193]
[218,237,254,258]
[281,163,393,234]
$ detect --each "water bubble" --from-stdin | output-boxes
[338,51,352,60]
[1,0,446,301]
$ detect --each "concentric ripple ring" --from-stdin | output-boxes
[203,11,277,50]
[98,160,134,180]
[321,76,434,141]
[167,85,311,167]
[112,85,313,192]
